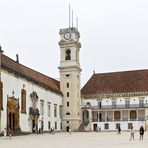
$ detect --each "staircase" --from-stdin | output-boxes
[78,123,85,132]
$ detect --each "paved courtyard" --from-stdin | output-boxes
[0,131,148,148]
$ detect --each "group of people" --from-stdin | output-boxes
[117,125,145,141]
[129,125,144,141]
[32,126,44,134]
[49,128,55,134]
[1,128,13,140]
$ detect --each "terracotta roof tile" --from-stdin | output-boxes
[81,70,148,97]
[1,54,62,95]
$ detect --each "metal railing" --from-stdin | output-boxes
[82,103,148,110]
[92,117,145,122]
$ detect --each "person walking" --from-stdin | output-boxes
[139,126,144,140]
[8,129,13,140]
[129,126,135,141]
[3,128,7,139]
[118,126,121,134]
[69,128,71,134]
[66,124,69,132]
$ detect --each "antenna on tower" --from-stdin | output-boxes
[93,68,96,74]
[72,9,74,28]
[69,4,71,28]
[76,17,78,28]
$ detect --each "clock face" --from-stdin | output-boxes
[64,32,71,40]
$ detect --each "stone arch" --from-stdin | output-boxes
[65,49,71,60]
[83,110,89,124]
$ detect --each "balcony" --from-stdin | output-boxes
[82,103,148,110]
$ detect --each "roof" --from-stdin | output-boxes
[1,54,62,95]
[81,70,148,98]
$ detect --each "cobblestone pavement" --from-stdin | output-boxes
[0,131,148,148]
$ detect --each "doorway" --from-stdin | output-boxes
[7,97,20,131]
[93,124,98,131]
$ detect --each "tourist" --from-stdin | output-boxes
[139,126,144,140]
[118,126,121,134]
[8,129,13,140]
[129,126,135,141]
[66,124,69,132]
[50,127,55,134]
[3,128,7,139]
[69,128,71,134]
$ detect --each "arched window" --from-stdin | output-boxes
[65,49,71,60]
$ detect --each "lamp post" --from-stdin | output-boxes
[0,45,3,133]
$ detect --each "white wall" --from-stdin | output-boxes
[1,70,62,132]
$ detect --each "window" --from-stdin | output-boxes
[125,100,130,108]
[48,121,51,130]
[116,123,120,129]
[40,100,44,115]
[59,106,62,118]
[98,102,102,108]
[104,123,109,129]
[139,99,144,107]
[67,83,69,88]
[47,103,51,117]
[67,92,69,97]
[114,111,121,121]
[21,89,26,113]
[66,112,70,115]
[67,102,69,107]
[54,104,57,117]
[130,110,136,120]
[65,49,71,60]
[65,74,70,77]
[55,122,57,130]
[112,100,116,108]
[128,123,133,129]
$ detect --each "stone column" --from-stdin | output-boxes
[120,110,122,121]
[128,110,130,121]
[105,110,107,122]
[113,111,114,122]
[98,111,99,121]
[136,109,138,121]
[88,109,92,131]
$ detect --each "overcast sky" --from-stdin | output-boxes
[0,0,148,87]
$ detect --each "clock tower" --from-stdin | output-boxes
[58,27,81,131]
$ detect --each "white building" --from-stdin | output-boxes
[0,52,63,133]
[1,26,148,133]
[81,71,148,131]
